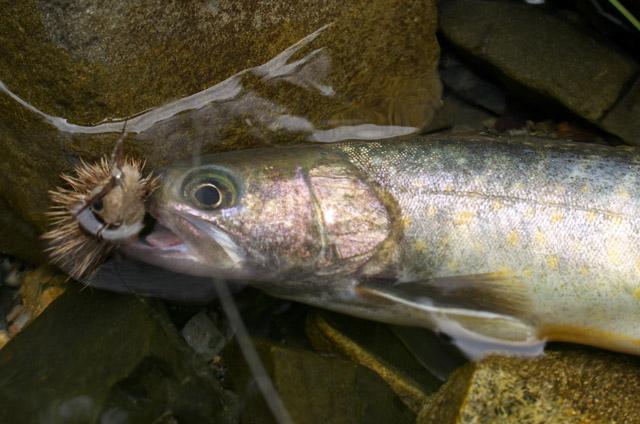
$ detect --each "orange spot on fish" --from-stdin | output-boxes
[454,211,474,225]
[534,230,546,246]
[546,255,559,269]
[506,230,520,246]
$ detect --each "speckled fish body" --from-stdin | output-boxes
[120,135,640,357]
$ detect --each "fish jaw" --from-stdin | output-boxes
[121,201,251,279]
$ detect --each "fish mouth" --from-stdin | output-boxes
[121,207,246,278]
[120,214,205,276]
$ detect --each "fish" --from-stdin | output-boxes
[88,134,640,358]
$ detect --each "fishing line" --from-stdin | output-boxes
[212,278,293,424]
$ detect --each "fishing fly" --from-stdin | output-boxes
[42,123,157,280]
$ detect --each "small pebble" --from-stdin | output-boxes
[8,311,31,336]
[181,310,227,360]
[0,258,10,272]
[4,269,22,288]
[0,330,9,350]
[6,304,23,323]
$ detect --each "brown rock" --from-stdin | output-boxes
[0,0,441,261]
[224,338,415,424]
[418,349,640,423]
[20,265,66,320]
[305,311,443,414]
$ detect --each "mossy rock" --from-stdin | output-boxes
[419,348,640,423]
[0,0,441,262]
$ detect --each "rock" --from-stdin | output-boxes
[0,196,44,264]
[439,93,495,133]
[0,0,441,261]
[19,265,66,321]
[0,283,236,423]
[439,0,639,144]
[0,330,8,350]
[224,338,414,424]
[0,266,67,343]
[439,53,506,115]
[181,310,227,361]
[600,78,640,145]
[305,311,446,413]
[418,348,640,423]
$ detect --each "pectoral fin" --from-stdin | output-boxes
[358,273,545,359]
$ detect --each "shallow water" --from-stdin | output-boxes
[1,0,640,423]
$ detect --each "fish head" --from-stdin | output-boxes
[123,146,391,283]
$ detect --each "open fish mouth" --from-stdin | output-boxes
[120,208,246,278]
[137,216,185,250]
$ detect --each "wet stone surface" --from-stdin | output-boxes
[418,348,640,423]
[0,283,237,423]
[181,309,227,361]
[0,0,441,260]
[1,1,640,423]
[439,0,639,144]
[305,311,445,413]
[224,338,415,424]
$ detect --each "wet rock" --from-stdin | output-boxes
[0,330,8,350]
[600,78,640,145]
[418,349,640,423]
[0,0,441,261]
[305,311,446,413]
[438,93,495,133]
[224,338,414,424]
[181,310,227,361]
[0,266,67,342]
[19,265,66,320]
[0,255,23,336]
[0,283,236,423]
[6,305,31,337]
[439,0,639,144]
[0,196,44,264]
[439,53,506,115]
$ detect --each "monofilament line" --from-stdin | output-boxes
[212,279,293,424]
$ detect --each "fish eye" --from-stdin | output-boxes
[193,183,222,208]
[184,175,235,210]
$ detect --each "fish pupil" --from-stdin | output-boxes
[194,183,222,208]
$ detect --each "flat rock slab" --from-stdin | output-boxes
[0,283,236,423]
[0,0,441,261]
[440,0,639,144]
[418,349,640,423]
[224,338,415,424]
[305,311,447,413]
